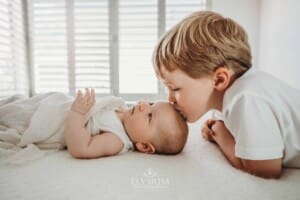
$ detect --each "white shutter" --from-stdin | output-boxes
[29,0,68,93]
[166,0,207,30]
[119,0,158,94]
[74,0,110,94]
[0,0,28,98]
[29,0,110,95]
[27,0,208,98]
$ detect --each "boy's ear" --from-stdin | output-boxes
[135,142,156,154]
[212,67,233,91]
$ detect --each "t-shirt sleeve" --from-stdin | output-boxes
[224,95,284,160]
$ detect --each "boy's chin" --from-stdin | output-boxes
[186,114,203,123]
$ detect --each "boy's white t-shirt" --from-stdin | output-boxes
[222,68,300,168]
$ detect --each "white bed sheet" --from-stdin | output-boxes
[1,120,300,200]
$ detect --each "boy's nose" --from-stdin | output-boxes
[168,94,176,104]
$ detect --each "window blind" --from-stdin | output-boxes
[0,0,208,99]
[166,0,207,30]
[0,0,27,98]
[74,0,110,94]
[29,0,68,93]
[119,0,158,94]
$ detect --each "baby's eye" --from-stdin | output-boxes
[148,113,152,122]
[149,102,154,106]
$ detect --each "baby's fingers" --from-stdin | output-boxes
[88,88,95,105]
[83,88,90,101]
[75,90,83,101]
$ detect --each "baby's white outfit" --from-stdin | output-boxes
[87,103,134,153]
[222,67,300,168]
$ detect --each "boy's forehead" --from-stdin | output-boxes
[159,67,184,84]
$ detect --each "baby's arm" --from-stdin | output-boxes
[202,120,282,178]
[64,88,123,159]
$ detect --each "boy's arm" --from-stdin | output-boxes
[64,88,123,159]
[202,120,282,178]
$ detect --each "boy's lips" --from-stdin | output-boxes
[180,111,187,119]
[175,107,187,119]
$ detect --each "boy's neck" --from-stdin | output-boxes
[211,90,225,111]
[211,71,237,111]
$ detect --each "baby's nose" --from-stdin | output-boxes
[138,101,150,112]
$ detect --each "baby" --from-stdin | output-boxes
[0,89,188,164]
[64,88,189,159]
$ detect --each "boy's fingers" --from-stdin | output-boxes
[207,119,216,128]
[202,123,212,132]
[201,126,211,138]
[202,131,212,141]
[211,120,225,133]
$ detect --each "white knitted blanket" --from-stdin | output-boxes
[0,93,124,165]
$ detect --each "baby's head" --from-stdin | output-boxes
[122,101,188,155]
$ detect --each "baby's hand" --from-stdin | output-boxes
[201,119,216,142]
[71,88,95,115]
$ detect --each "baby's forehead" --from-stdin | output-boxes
[153,102,176,118]
[154,101,173,109]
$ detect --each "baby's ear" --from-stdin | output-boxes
[135,142,156,154]
[212,67,233,91]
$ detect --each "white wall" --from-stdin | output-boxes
[210,0,261,68]
[211,0,300,90]
[259,0,300,89]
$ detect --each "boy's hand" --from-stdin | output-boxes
[201,119,216,142]
[201,119,228,143]
[71,88,95,115]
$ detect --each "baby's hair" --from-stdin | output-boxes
[153,105,188,155]
[153,11,252,79]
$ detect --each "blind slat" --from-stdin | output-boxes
[0,0,28,98]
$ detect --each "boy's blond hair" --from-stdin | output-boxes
[153,11,252,79]
[153,106,188,155]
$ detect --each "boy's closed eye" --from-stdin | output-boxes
[171,88,180,91]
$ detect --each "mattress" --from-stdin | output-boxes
[0,118,300,200]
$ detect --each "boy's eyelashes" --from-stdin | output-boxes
[165,85,180,92]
